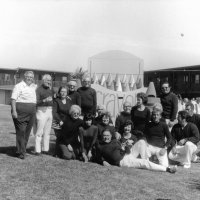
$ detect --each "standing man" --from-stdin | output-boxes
[77,76,97,116]
[169,110,200,168]
[35,74,53,155]
[67,79,81,107]
[11,71,37,159]
[160,82,178,130]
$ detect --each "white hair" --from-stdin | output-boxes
[69,105,81,116]
[24,71,34,77]
[42,74,52,81]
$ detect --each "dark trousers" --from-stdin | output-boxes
[12,103,36,156]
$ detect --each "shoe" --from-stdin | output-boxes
[192,155,200,163]
[17,154,25,160]
[167,165,177,173]
[34,152,42,156]
[42,151,49,155]
[183,164,191,169]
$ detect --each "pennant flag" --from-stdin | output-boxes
[100,74,106,86]
[106,73,114,90]
[92,73,99,84]
[115,74,122,92]
[129,74,135,88]
[136,77,143,89]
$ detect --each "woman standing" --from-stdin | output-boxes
[53,86,72,156]
[131,92,151,133]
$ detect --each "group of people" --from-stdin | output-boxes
[11,71,200,175]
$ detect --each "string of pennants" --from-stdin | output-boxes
[91,73,143,92]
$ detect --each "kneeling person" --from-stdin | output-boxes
[96,129,177,173]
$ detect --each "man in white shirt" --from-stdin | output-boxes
[11,71,37,159]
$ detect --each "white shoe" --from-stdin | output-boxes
[183,164,191,169]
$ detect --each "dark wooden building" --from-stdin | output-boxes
[144,65,200,98]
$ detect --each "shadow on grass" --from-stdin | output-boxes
[0,146,17,157]
[188,179,200,190]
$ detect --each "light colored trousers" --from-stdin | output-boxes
[120,153,167,172]
[169,141,197,165]
[131,139,149,159]
[147,144,169,167]
[35,107,53,153]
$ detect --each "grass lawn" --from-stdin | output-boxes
[0,105,200,200]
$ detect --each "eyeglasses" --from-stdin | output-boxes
[72,112,80,115]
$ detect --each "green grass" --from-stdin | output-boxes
[0,104,200,200]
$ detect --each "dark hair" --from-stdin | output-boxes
[178,110,189,119]
[161,81,170,87]
[124,120,133,127]
[137,92,148,104]
[84,113,94,121]
[185,102,194,111]
[101,111,111,119]
[58,86,67,97]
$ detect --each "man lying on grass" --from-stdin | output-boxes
[96,129,177,173]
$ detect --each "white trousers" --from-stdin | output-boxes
[169,141,197,165]
[147,144,169,167]
[35,107,53,153]
[120,154,166,172]
[131,139,149,159]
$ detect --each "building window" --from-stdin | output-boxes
[184,75,189,83]
[195,74,199,84]
[4,74,11,81]
[62,76,68,82]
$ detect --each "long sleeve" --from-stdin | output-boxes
[79,127,85,153]
[92,89,97,115]
[89,126,98,151]
[186,123,200,145]
[171,94,178,121]
[53,100,62,123]
[164,123,172,148]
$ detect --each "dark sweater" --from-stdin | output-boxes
[115,111,132,135]
[120,134,137,151]
[171,122,200,146]
[131,106,151,133]
[145,121,172,148]
[36,85,54,107]
[61,115,83,147]
[68,91,81,107]
[187,114,200,133]
[53,97,72,123]
[77,87,97,115]
[79,125,98,153]
[96,139,129,166]
[160,92,178,121]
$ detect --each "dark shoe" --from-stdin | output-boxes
[167,165,177,173]
[34,152,42,156]
[42,151,49,155]
[17,154,25,160]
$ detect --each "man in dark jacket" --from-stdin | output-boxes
[160,82,178,130]
[169,110,200,169]
[77,76,97,116]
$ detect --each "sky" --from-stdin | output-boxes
[0,0,200,72]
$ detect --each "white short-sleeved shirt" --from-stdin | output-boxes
[11,80,37,103]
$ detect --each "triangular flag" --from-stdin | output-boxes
[122,74,127,84]
[136,77,143,89]
[115,74,122,92]
[92,73,99,84]
[129,74,135,88]
[100,74,106,86]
